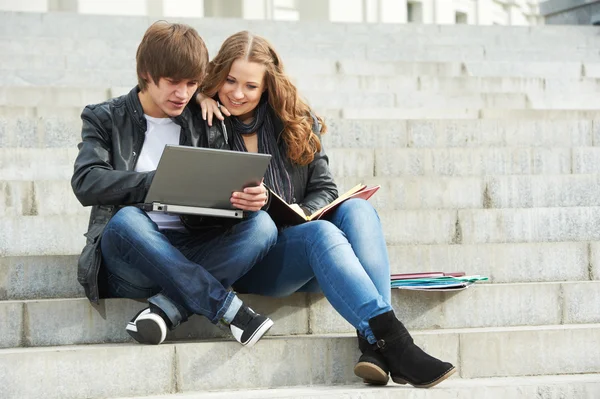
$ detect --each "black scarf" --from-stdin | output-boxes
[230,100,293,203]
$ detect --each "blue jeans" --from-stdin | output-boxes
[100,206,278,326]
[234,198,392,343]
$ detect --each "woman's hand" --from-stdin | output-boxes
[231,181,269,212]
[196,92,231,126]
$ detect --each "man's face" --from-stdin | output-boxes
[140,77,199,118]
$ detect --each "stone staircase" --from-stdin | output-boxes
[1,11,600,399]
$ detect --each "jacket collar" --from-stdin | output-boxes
[125,86,146,130]
[125,85,193,129]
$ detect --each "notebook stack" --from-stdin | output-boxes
[390,272,488,291]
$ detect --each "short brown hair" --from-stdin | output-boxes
[136,21,208,91]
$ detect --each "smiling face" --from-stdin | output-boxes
[138,77,199,118]
[217,58,266,122]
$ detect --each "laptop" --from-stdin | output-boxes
[141,145,272,219]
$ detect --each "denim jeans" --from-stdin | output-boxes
[100,206,278,326]
[233,198,392,343]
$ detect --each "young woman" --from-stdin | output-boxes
[197,31,455,388]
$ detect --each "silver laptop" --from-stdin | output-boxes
[142,145,272,219]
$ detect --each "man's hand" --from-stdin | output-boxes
[197,92,231,126]
[231,181,268,212]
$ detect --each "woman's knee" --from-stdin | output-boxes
[304,220,346,246]
[338,198,377,217]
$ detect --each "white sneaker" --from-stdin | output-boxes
[126,307,168,345]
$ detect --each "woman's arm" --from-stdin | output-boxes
[298,116,338,214]
[195,92,231,126]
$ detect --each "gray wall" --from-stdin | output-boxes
[541,0,600,24]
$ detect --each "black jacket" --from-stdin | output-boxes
[72,86,337,303]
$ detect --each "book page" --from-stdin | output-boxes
[307,183,366,221]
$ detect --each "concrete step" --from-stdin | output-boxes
[5,60,598,90]
[0,255,84,300]
[2,24,599,57]
[324,119,595,149]
[3,12,600,47]
[422,76,600,94]
[8,146,600,180]
[111,375,600,399]
[0,180,87,217]
[528,92,600,110]
[298,74,600,95]
[4,207,600,255]
[2,12,599,44]
[2,116,595,150]
[336,174,600,210]
[0,86,109,107]
[0,115,81,149]
[338,108,600,120]
[2,281,599,348]
[0,105,82,118]
[6,174,600,218]
[3,33,599,66]
[3,240,598,300]
[2,325,600,398]
[5,84,600,112]
[0,86,539,111]
[331,147,577,178]
[0,148,78,180]
[381,206,600,245]
[390,241,598,284]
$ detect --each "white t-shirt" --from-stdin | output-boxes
[136,115,186,231]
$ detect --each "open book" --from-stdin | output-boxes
[267,183,380,226]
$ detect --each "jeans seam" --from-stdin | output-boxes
[215,291,235,323]
[304,230,365,328]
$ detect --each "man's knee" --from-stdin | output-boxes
[105,206,154,237]
[241,210,279,247]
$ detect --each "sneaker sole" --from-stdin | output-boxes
[392,366,456,388]
[126,314,166,345]
[354,361,389,386]
[241,318,274,348]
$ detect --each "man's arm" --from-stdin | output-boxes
[71,105,155,207]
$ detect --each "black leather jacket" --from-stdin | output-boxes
[72,86,337,303]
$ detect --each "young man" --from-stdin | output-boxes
[71,22,277,347]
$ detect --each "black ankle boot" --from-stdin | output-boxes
[353,331,389,385]
[368,311,456,388]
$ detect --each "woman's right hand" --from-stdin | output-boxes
[196,92,231,126]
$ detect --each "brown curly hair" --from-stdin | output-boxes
[201,31,326,166]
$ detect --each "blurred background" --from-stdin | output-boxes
[0,0,544,24]
[1,1,600,399]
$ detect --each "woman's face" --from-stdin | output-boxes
[218,58,266,122]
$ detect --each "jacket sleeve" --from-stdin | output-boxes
[71,105,155,207]
[298,116,338,214]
